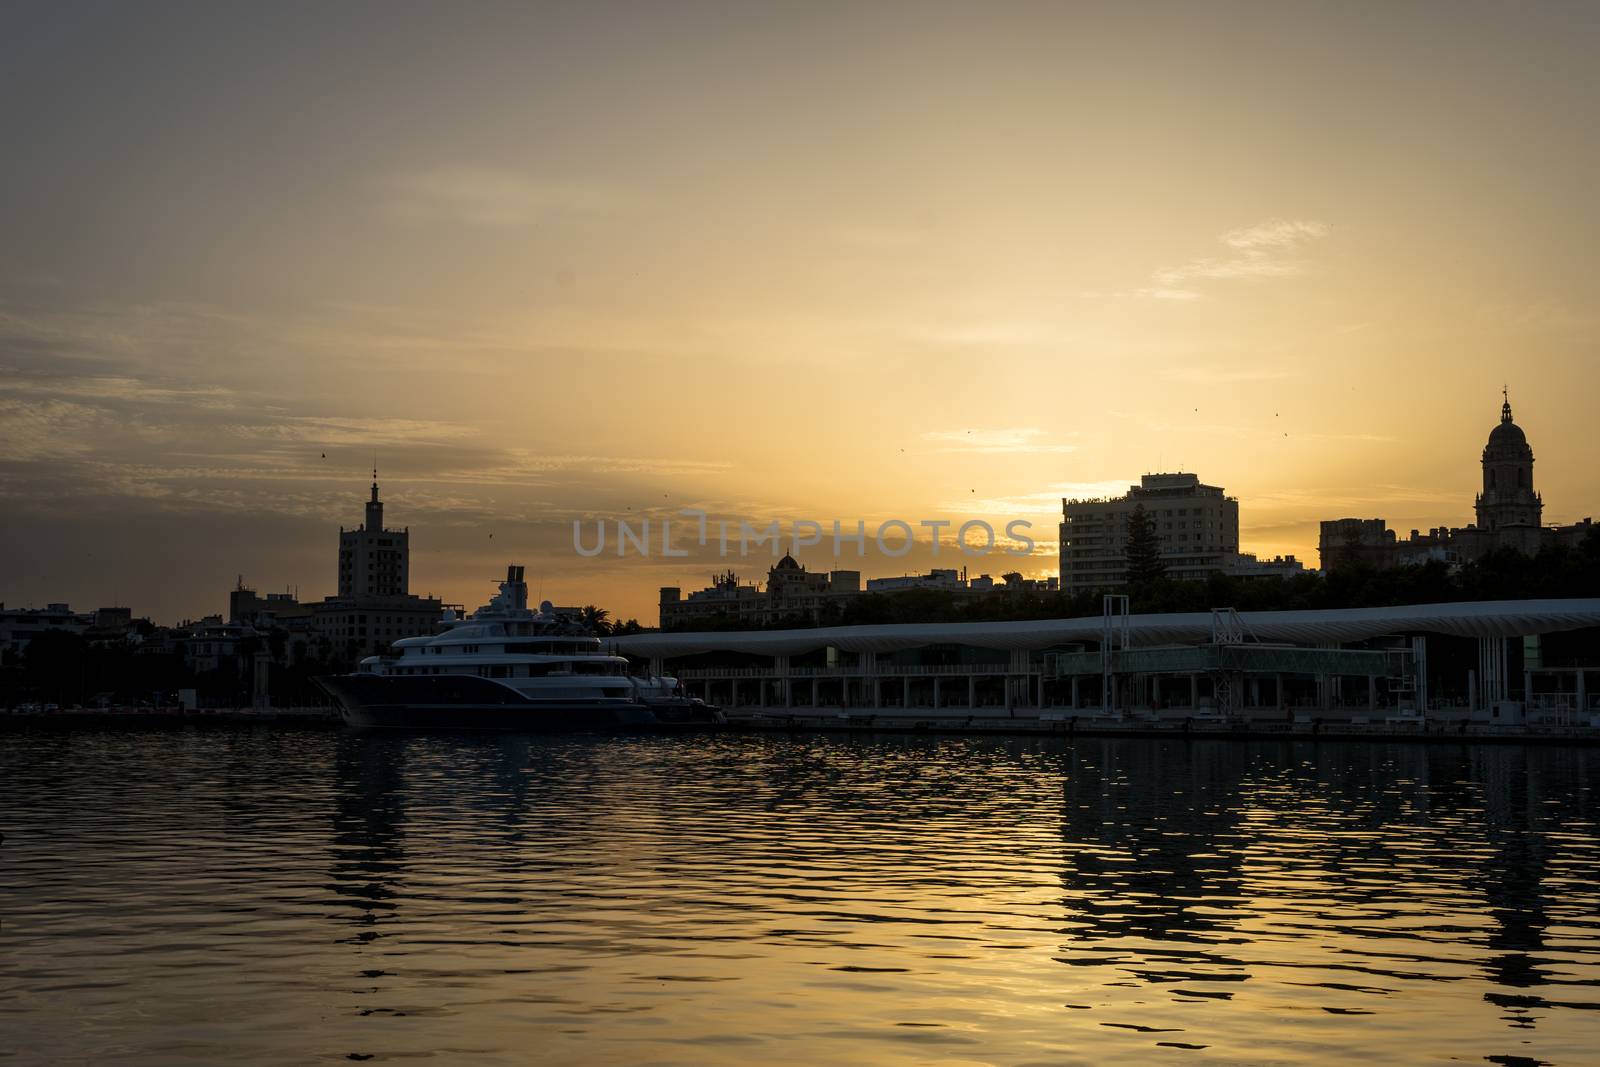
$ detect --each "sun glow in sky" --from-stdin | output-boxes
[3,2,1598,622]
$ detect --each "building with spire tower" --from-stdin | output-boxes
[313,472,442,661]
[1474,389,1542,531]
[338,469,410,597]
[1319,390,1592,569]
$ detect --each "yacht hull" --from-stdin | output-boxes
[316,674,678,732]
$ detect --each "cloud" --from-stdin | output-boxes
[0,374,235,407]
[239,416,480,447]
[921,428,1078,455]
[1154,217,1331,287]
[379,167,626,227]
[0,397,105,460]
[1220,218,1331,250]
[1078,218,1332,300]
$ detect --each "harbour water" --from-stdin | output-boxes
[3,730,1598,1065]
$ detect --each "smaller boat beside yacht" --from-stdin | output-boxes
[316,565,722,731]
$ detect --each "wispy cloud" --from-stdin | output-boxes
[0,397,105,460]
[1219,218,1331,251]
[239,416,480,447]
[1153,217,1331,286]
[921,428,1078,455]
[379,166,626,227]
[0,375,235,407]
[1082,218,1332,300]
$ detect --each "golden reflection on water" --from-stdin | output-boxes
[2,731,1598,1065]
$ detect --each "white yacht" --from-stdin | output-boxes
[318,566,720,731]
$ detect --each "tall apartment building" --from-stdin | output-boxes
[1058,473,1240,594]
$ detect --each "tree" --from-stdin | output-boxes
[579,605,612,634]
[1123,503,1167,583]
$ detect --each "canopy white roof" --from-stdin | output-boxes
[611,599,1600,658]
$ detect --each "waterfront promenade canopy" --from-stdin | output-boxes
[612,599,1600,659]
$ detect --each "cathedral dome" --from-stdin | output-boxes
[1487,418,1527,448]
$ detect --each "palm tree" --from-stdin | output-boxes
[579,605,612,634]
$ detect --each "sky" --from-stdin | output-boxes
[2,1,1598,624]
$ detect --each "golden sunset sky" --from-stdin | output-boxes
[2,2,1597,622]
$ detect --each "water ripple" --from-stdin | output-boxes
[3,731,1599,1064]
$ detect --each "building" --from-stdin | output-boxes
[659,571,765,629]
[1058,473,1240,594]
[0,603,91,656]
[1318,518,1400,570]
[0,603,140,656]
[183,619,259,675]
[228,580,314,631]
[868,569,967,593]
[339,470,410,597]
[313,476,442,659]
[766,555,858,620]
[1227,554,1307,580]
[1319,392,1594,570]
[311,595,446,659]
[959,572,1059,593]
[660,557,861,629]
[660,562,1060,629]
[1476,390,1543,530]
[616,599,1600,725]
